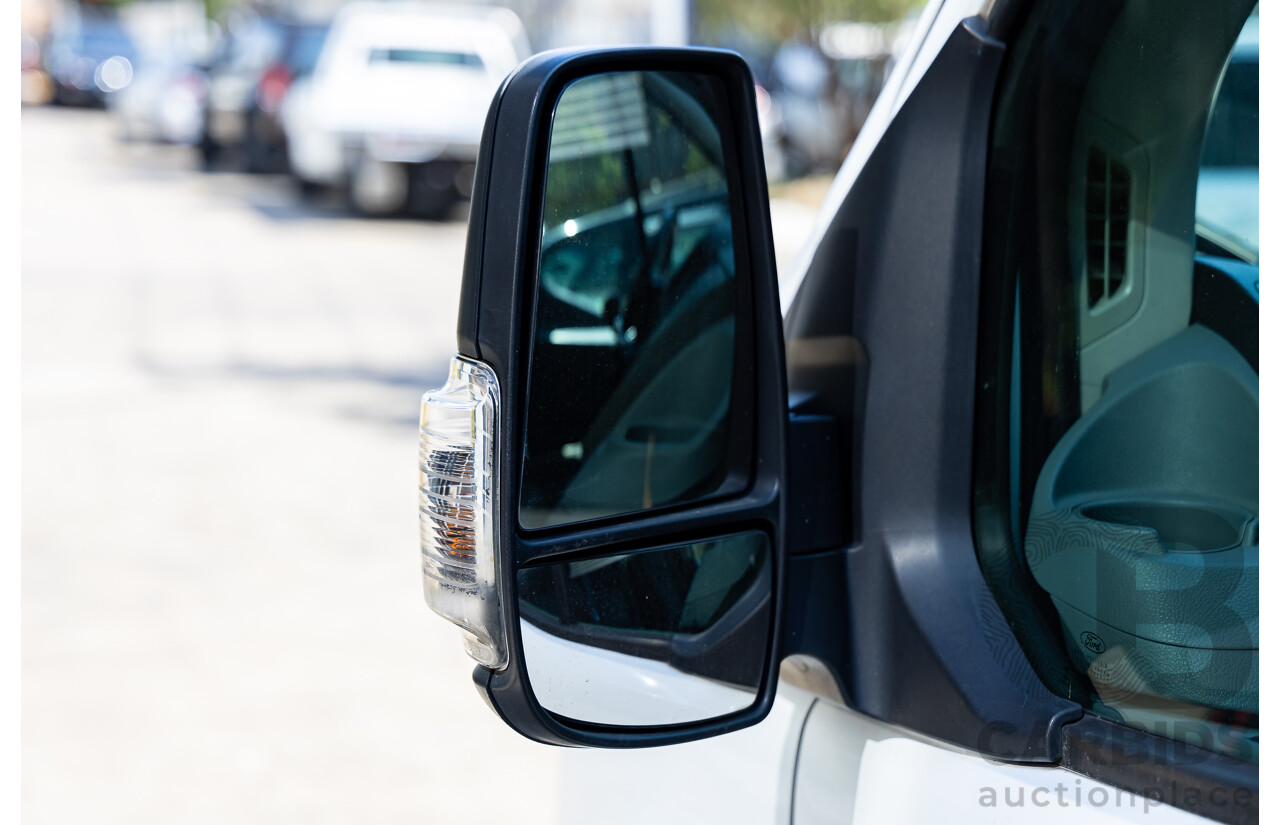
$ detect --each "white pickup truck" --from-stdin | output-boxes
[281,1,528,217]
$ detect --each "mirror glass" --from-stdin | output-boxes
[517,532,770,726]
[520,70,743,529]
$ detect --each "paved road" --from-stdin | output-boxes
[22,106,565,825]
[22,106,818,824]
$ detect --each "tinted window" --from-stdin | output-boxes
[975,0,1258,763]
[1196,13,1259,261]
[368,49,482,67]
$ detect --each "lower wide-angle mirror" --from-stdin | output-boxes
[516,532,771,726]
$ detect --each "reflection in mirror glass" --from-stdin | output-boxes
[517,532,770,726]
[520,70,742,529]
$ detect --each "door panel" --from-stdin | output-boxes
[554,684,807,824]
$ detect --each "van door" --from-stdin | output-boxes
[790,1,1258,823]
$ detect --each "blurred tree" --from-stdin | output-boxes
[695,0,927,42]
[202,0,236,22]
[73,0,237,22]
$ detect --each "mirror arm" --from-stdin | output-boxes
[785,411,846,554]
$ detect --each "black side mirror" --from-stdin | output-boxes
[420,48,788,747]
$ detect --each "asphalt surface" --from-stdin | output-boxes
[22,106,818,824]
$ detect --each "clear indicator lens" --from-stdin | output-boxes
[419,356,506,669]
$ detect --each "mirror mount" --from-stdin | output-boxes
[438,47,787,748]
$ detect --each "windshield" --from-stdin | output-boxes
[1195,10,1258,261]
[286,26,329,75]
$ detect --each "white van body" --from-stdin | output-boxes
[536,1,1254,822]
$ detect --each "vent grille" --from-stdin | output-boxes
[1085,148,1131,307]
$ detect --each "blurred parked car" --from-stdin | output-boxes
[755,83,786,182]
[200,16,331,172]
[280,1,529,217]
[822,21,904,154]
[768,40,844,175]
[111,50,208,145]
[43,11,138,107]
[764,21,906,177]
[21,33,55,105]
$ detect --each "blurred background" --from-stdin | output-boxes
[20,0,924,822]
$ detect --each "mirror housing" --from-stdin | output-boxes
[429,47,788,748]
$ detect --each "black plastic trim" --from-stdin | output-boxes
[781,18,1083,761]
[1060,714,1259,825]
